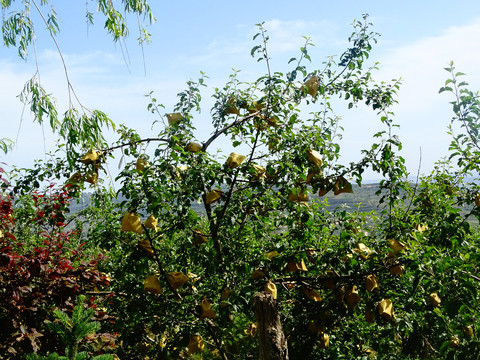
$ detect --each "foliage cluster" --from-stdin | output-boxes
[1,3,480,359]
[0,179,115,358]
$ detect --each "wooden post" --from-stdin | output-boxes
[254,292,289,360]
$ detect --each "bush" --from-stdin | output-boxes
[0,178,114,358]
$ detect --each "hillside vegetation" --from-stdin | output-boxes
[1,6,480,359]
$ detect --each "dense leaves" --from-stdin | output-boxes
[0,181,114,358]
[1,11,480,360]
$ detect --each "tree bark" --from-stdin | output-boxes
[254,292,289,360]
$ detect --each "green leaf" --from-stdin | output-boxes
[250,45,261,57]
[0,138,13,154]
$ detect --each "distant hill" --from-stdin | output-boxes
[68,192,92,214]
[317,183,383,213]
[68,184,385,216]
[68,183,478,225]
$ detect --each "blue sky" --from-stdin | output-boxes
[2,1,480,182]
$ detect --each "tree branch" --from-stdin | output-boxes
[203,111,261,151]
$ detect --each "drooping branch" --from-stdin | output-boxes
[31,0,80,108]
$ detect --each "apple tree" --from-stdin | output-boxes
[2,4,480,359]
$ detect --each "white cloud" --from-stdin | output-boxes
[261,19,341,52]
[4,17,480,182]
[303,18,480,180]
[184,19,343,77]
[374,18,480,175]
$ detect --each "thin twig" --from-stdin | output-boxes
[103,137,169,152]
[31,0,82,108]
[202,111,261,151]
[402,147,422,219]
[143,224,182,300]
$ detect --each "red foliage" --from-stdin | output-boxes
[0,177,114,358]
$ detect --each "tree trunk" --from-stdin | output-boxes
[254,292,289,360]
